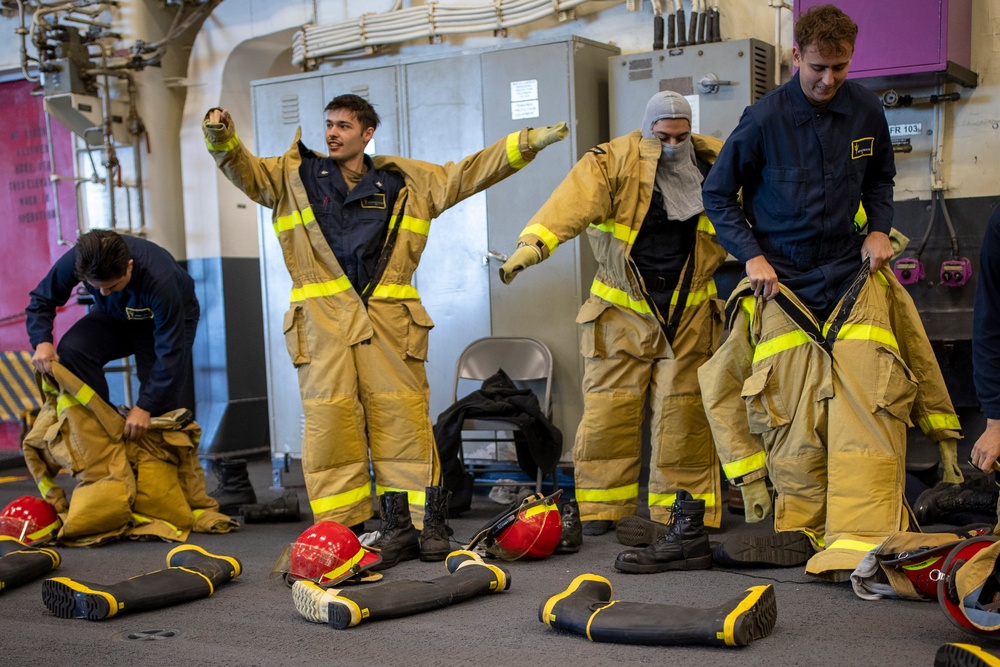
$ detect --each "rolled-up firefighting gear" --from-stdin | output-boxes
[849,530,986,601]
[20,364,236,545]
[539,573,776,647]
[42,544,241,620]
[498,244,542,284]
[292,550,510,629]
[700,267,961,580]
[938,536,1000,637]
[0,536,60,593]
[527,122,569,151]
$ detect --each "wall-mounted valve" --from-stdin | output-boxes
[940,257,972,287]
[894,257,925,285]
[697,73,735,94]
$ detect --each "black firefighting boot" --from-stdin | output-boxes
[915,482,999,526]
[554,498,583,555]
[419,486,453,562]
[935,643,1000,667]
[369,491,420,570]
[712,531,815,568]
[293,550,511,628]
[0,536,60,593]
[240,491,302,523]
[613,491,712,573]
[208,458,257,514]
[41,544,242,620]
[539,574,776,647]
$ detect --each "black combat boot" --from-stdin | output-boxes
[208,459,257,515]
[613,490,712,573]
[370,491,420,570]
[419,486,453,562]
[554,498,583,554]
[240,491,301,523]
[915,481,999,526]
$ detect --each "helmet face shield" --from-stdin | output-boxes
[0,496,60,545]
[470,490,563,561]
[271,521,381,586]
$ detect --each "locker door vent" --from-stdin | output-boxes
[751,44,772,103]
[281,94,300,124]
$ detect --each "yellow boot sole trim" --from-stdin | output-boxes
[47,577,121,618]
[721,585,770,646]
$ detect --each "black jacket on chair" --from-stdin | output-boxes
[434,369,562,513]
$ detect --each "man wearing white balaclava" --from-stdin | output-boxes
[498,91,727,572]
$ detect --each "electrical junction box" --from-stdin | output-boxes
[608,38,775,140]
[794,0,976,88]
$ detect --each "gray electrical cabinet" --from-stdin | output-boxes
[250,36,618,479]
[609,38,775,139]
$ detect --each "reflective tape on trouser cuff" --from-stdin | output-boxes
[310,483,373,517]
[648,492,716,509]
[374,486,427,508]
[576,483,639,504]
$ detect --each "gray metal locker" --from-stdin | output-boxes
[250,36,619,483]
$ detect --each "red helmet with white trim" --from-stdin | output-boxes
[0,495,60,545]
[280,521,381,586]
[470,490,563,561]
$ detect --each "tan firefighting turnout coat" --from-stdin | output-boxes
[21,362,236,546]
[699,269,961,578]
[513,130,727,527]
[204,118,543,527]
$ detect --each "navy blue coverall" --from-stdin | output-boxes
[26,235,199,415]
[974,204,1000,420]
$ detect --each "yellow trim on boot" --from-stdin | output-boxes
[587,599,618,641]
[172,567,216,595]
[721,585,770,646]
[941,644,1000,667]
[166,544,242,578]
[541,573,610,627]
[48,576,121,618]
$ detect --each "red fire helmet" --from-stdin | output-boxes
[0,495,60,545]
[279,521,381,586]
[472,490,563,561]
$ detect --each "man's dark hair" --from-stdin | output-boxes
[74,229,131,282]
[324,94,381,131]
[794,4,858,58]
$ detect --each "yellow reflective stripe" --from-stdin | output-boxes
[918,413,962,433]
[722,586,770,646]
[205,134,240,152]
[590,280,652,315]
[289,276,353,302]
[274,207,317,234]
[589,219,639,245]
[648,492,716,508]
[324,547,366,582]
[670,280,718,307]
[587,600,615,641]
[854,203,867,229]
[505,131,528,170]
[831,323,899,351]
[38,475,56,498]
[696,213,715,234]
[27,519,60,542]
[370,284,420,300]
[374,485,427,508]
[827,538,879,553]
[75,384,95,406]
[55,394,78,416]
[803,529,824,550]
[398,215,430,236]
[575,482,639,503]
[310,483,372,516]
[722,451,768,481]
[520,223,560,253]
[41,378,58,395]
[522,503,557,519]
[753,329,812,364]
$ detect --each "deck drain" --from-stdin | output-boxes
[123,628,183,642]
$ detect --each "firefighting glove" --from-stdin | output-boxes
[527,122,569,151]
[499,244,542,285]
[938,437,964,484]
[888,227,911,261]
[740,478,773,523]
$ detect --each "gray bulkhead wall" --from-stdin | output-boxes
[252,36,618,462]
